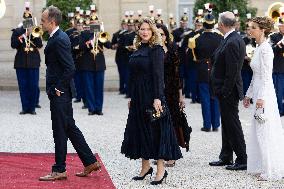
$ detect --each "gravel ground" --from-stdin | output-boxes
[0,91,284,189]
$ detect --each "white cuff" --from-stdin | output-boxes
[55,88,64,93]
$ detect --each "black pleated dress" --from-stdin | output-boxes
[121,43,182,161]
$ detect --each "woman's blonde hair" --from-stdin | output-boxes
[133,17,163,49]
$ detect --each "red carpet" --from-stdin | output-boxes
[0,153,116,189]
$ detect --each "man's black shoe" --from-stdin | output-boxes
[209,160,233,166]
[19,111,27,115]
[225,163,247,170]
[35,104,41,108]
[212,128,219,132]
[201,127,211,132]
[88,111,95,115]
[74,99,81,103]
[29,111,37,115]
[95,111,103,116]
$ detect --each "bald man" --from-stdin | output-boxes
[210,11,247,171]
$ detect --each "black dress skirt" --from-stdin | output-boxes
[121,43,182,161]
[164,44,191,150]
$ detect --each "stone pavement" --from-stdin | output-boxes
[0,91,284,189]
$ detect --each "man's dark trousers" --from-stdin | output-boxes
[50,90,96,173]
[218,87,247,164]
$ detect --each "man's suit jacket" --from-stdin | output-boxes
[44,29,76,98]
[211,31,245,100]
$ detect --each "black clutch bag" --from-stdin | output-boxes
[145,105,167,122]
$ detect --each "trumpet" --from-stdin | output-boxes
[31,26,43,38]
[91,31,110,56]
[98,32,110,43]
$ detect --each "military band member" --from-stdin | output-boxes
[270,17,284,116]
[70,13,86,106]
[65,12,76,37]
[11,2,42,115]
[189,13,223,132]
[168,13,177,32]
[233,9,246,38]
[172,8,191,47]
[112,18,128,94]
[182,14,203,102]
[80,14,112,115]
[121,18,136,98]
[172,8,192,99]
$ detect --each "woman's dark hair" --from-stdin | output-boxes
[251,16,274,37]
[156,23,171,48]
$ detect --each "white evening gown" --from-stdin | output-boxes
[246,40,284,180]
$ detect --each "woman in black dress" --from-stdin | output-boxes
[156,24,187,167]
[121,18,182,185]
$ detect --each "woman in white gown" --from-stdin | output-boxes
[243,16,284,180]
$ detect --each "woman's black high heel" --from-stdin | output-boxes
[132,167,153,181]
[150,170,168,185]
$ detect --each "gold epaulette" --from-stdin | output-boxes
[188,33,200,61]
[214,29,224,36]
[188,33,200,49]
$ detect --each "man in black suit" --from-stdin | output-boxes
[209,11,247,171]
[39,6,100,181]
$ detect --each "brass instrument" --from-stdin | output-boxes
[98,32,110,43]
[91,31,110,56]
[31,26,43,38]
[267,2,284,22]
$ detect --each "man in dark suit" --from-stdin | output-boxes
[210,11,247,171]
[39,6,100,181]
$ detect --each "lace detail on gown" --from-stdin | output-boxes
[246,41,284,180]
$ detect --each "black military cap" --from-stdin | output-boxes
[128,19,135,25]
[203,13,215,29]
[121,18,128,24]
[194,17,203,24]
[204,13,215,25]
[23,2,32,19]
